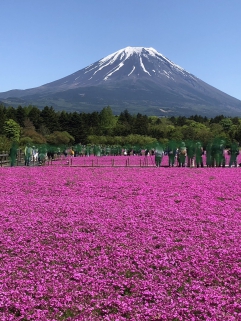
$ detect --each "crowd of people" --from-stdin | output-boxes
[7,139,240,168]
[156,140,239,168]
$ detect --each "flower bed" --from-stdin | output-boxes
[0,166,241,320]
[51,152,241,168]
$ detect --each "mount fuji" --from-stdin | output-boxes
[1,46,241,117]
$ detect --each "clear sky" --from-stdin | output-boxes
[1,0,241,100]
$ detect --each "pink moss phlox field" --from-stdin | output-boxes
[54,152,241,168]
[0,166,241,320]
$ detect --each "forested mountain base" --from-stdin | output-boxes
[1,104,241,150]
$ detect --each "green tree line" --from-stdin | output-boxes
[1,104,241,150]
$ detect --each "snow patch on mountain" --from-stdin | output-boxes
[140,57,151,76]
[128,66,135,76]
[104,62,124,80]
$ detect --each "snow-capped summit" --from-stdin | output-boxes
[95,46,186,79]
[1,46,241,116]
[80,46,191,84]
[37,45,196,91]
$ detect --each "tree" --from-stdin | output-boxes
[16,106,27,127]
[133,113,149,135]
[40,106,60,132]
[189,114,208,123]
[3,119,21,142]
[231,117,240,126]
[38,124,50,136]
[210,114,226,124]
[209,123,225,137]
[21,118,46,144]
[84,111,101,136]
[168,126,183,141]
[148,124,165,139]
[0,135,11,152]
[219,118,233,132]
[176,116,187,127]
[23,118,35,131]
[6,107,17,121]
[118,109,134,125]
[59,111,71,132]
[123,134,156,147]
[112,109,134,136]
[229,124,238,141]
[28,106,42,130]
[0,105,6,135]
[46,131,74,145]
[99,106,116,135]
[67,112,84,143]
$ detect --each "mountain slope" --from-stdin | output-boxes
[1,46,241,116]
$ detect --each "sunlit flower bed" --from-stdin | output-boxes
[0,166,241,320]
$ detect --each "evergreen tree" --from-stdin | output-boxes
[28,106,42,130]
[6,107,17,121]
[0,105,6,135]
[133,113,149,135]
[68,112,84,143]
[16,106,27,127]
[40,106,60,132]
[59,111,71,132]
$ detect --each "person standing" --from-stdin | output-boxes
[38,145,47,165]
[229,141,239,167]
[219,140,226,167]
[155,144,164,167]
[179,142,187,167]
[167,141,176,167]
[9,141,18,167]
[186,140,195,167]
[206,141,212,167]
[24,143,32,166]
[195,142,203,168]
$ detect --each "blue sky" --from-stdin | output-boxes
[1,0,241,100]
